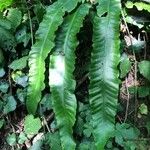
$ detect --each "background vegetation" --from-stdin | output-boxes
[0,0,150,149]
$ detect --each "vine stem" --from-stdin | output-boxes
[133,52,138,123]
[124,77,130,122]
[121,10,138,123]
[26,0,34,46]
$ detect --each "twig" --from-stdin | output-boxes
[26,1,34,46]
[133,53,138,123]
[42,117,51,133]
[121,10,138,123]
[124,77,130,122]
[121,10,132,41]
[8,62,12,94]
[42,113,54,133]
[117,115,123,123]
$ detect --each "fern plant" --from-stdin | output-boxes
[27,0,121,149]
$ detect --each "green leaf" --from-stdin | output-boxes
[120,53,132,78]
[49,4,89,150]
[6,133,16,146]
[39,94,52,113]
[11,71,28,87]
[138,60,150,81]
[33,3,45,23]
[0,0,13,11]
[129,38,145,53]
[106,141,113,149]
[0,26,16,51]
[58,0,79,12]
[89,0,121,149]
[0,119,5,129]
[78,142,95,150]
[27,2,65,114]
[126,1,150,13]
[83,123,93,138]
[17,89,26,103]
[138,86,150,98]
[3,96,17,114]
[139,103,148,115]
[0,81,9,93]
[9,56,28,70]
[0,68,5,77]
[115,123,140,146]
[29,140,43,150]
[124,141,136,150]
[6,8,22,31]
[0,17,12,30]
[15,26,30,47]
[45,132,61,150]
[18,132,28,144]
[24,115,42,135]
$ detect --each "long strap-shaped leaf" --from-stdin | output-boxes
[58,0,79,12]
[49,4,89,150]
[27,0,80,114]
[27,2,65,114]
[89,0,121,149]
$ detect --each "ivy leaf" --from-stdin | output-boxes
[15,26,30,47]
[9,56,28,71]
[129,38,145,53]
[18,132,28,144]
[0,68,5,77]
[0,26,16,51]
[83,123,93,138]
[0,119,5,129]
[15,75,28,87]
[45,132,61,150]
[78,141,96,150]
[0,81,9,93]
[120,53,132,78]
[11,71,28,87]
[74,116,84,136]
[139,103,148,115]
[33,3,45,22]
[115,123,140,146]
[6,133,16,146]
[124,141,136,150]
[29,140,43,150]
[106,141,113,149]
[3,96,17,114]
[17,89,26,103]
[6,8,22,31]
[138,60,150,81]
[138,86,150,98]
[39,94,52,114]
[24,115,42,135]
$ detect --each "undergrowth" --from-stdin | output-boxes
[0,0,150,150]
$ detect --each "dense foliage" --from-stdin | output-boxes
[0,0,150,150]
